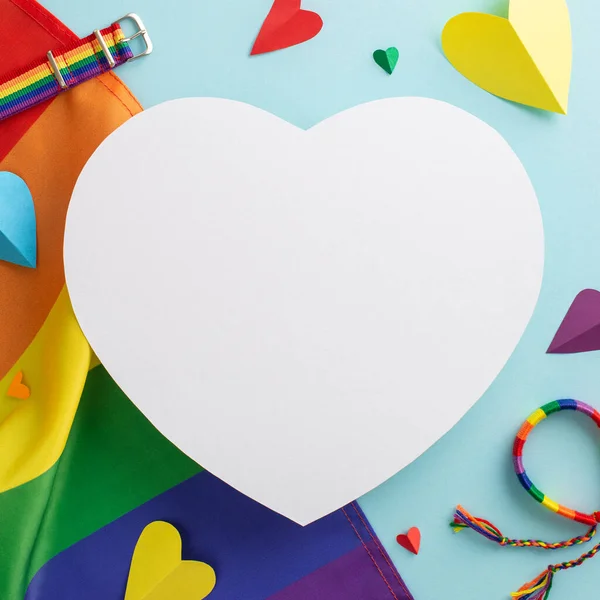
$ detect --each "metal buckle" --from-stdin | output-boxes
[116,13,153,61]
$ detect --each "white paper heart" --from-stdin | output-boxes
[64,98,544,525]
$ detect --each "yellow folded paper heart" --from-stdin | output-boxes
[125,521,216,600]
[442,0,571,114]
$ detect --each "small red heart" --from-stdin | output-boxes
[251,0,323,56]
[396,527,421,555]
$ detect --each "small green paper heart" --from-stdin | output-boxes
[373,47,399,75]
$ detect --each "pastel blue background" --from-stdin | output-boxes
[40,0,600,597]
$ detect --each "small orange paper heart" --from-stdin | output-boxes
[7,371,30,399]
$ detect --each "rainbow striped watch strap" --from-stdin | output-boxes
[0,15,150,123]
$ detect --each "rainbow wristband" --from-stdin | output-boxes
[0,14,151,123]
[513,398,600,526]
[452,399,600,600]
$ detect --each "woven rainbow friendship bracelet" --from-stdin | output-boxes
[0,14,151,123]
[452,399,600,600]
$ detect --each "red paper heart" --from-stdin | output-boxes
[251,0,323,56]
[396,527,421,555]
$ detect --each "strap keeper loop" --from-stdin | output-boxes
[93,30,116,67]
[46,50,67,90]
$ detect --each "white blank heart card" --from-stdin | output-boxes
[64,97,544,524]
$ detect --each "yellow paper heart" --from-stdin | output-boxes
[125,521,216,600]
[442,0,571,114]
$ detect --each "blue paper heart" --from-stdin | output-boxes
[0,171,36,268]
